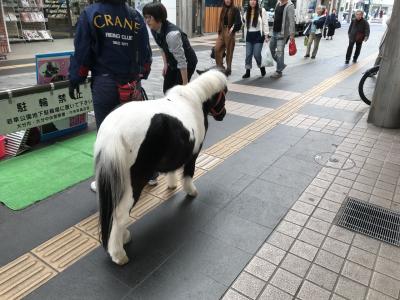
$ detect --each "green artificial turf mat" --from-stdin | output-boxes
[0,132,96,210]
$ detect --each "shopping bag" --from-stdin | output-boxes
[261,42,274,67]
[289,39,297,56]
[304,36,309,46]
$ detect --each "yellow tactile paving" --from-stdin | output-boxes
[0,254,57,300]
[1,53,376,298]
[31,228,100,272]
[196,153,223,170]
[130,193,164,219]
[75,213,102,240]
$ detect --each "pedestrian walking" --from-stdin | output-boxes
[143,2,198,94]
[269,0,295,78]
[214,0,242,76]
[304,6,326,59]
[325,9,338,40]
[242,0,269,78]
[68,0,152,192]
[345,10,370,64]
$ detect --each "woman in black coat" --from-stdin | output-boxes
[326,9,338,40]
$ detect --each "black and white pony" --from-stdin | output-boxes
[94,70,228,265]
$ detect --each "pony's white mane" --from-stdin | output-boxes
[166,69,227,103]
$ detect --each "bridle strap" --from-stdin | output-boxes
[210,91,225,117]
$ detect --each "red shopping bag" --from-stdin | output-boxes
[289,39,297,56]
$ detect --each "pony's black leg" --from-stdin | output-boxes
[183,153,199,197]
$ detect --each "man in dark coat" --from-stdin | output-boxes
[345,10,370,64]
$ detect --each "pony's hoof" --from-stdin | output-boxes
[123,229,131,245]
[187,188,198,198]
[167,184,177,190]
[111,252,129,265]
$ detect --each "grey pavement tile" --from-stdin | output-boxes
[375,257,400,281]
[276,220,302,238]
[366,289,397,300]
[335,277,367,300]
[379,243,400,264]
[232,272,266,300]
[311,178,331,189]
[257,243,286,265]
[305,217,331,235]
[307,264,339,291]
[298,192,322,206]
[226,192,288,229]
[328,183,350,196]
[299,104,364,123]
[324,190,347,204]
[267,231,295,251]
[222,289,251,300]
[291,201,315,215]
[322,237,350,258]
[370,272,400,299]
[334,177,354,188]
[240,179,302,209]
[297,281,331,300]
[26,257,131,300]
[372,187,394,200]
[289,240,318,262]
[270,268,302,296]
[347,246,376,269]
[280,253,311,277]
[375,180,396,193]
[304,185,326,198]
[284,210,309,227]
[163,232,252,287]
[192,162,256,209]
[331,294,347,300]
[298,228,325,248]
[203,113,254,149]
[227,91,287,109]
[127,259,226,300]
[245,256,277,282]
[318,199,341,213]
[315,250,344,273]
[328,225,355,244]
[355,174,377,187]
[348,189,372,202]
[341,261,372,286]
[201,210,272,254]
[272,155,322,178]
[369,195,392,208]
[260,166,314,191]
[352,234,381,254]
[258,285,293,300]
[312,208,336,223]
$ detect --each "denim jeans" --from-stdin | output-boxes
[245,42,263,69]
[269,31,286,72]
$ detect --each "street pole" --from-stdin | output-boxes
[367,1,400,128]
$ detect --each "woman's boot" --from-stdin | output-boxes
[260,67,266,77]
[242,69,250,78]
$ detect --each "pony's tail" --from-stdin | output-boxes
[95,137,127,250]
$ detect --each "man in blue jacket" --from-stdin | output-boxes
[69,0,152,192]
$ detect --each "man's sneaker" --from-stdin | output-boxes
[345,60,349,64]
[148,172,159,186]
[353,59,357,63]
[90,181,96,193]
[270,71,282,79]
[148,178,158,186]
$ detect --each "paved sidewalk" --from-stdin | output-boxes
[1,23,398,300]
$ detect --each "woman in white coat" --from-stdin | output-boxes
[242,0,269,78]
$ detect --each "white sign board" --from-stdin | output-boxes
[0,83,93,135]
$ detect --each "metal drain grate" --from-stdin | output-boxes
[337,197,400,246]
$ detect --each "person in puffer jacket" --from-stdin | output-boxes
[68,0,152,193]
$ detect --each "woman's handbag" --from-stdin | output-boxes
[289,39,297,56]
[304,36,309,46]
[335,20,341,29]
[210,47,226,59]
[261,42,274,67]
[117,80,143,103]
